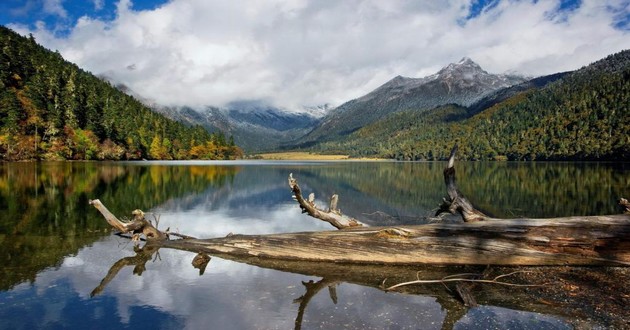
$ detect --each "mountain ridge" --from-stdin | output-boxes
[310,49,630,161]
[297,57,528,145]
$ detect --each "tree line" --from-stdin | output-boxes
[0,26,243,161]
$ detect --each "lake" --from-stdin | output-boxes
[0,160,628,329]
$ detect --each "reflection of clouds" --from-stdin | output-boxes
[18,237,443,329]
[21,238,575,329]
[300,283,445,330]
[154,202,332,238]
[454,305,572,330]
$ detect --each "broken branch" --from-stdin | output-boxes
[436,145,491,222]
[288,173,366,229]
[88,199,167,241]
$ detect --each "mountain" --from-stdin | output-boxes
[0,26,242,161]
[298,58,528,144]
[150,102,323,153]
[311,49,630,161]
[466,71,570,116]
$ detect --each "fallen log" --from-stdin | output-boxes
[163,214,630,266]
[89,145,630,266]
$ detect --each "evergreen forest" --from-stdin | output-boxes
[311,50,630,161]
[0,26,243,161]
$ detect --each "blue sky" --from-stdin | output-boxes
[1,0,629,110]
[1,1,169,35]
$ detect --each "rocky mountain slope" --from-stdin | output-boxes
[298,58,527,144]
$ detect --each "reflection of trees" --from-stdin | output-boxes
[0,163,238,291]
[297,161,628,223]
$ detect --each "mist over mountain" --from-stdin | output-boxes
[156,102,323,153]
[100,51,627,162]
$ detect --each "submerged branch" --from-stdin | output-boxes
[383,271,545,291]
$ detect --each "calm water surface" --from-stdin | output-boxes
[0,161,628,329]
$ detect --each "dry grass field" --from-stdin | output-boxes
[254,152,384,161]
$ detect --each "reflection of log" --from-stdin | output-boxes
[90,245,160,297]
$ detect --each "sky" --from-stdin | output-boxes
[1,0,629,111]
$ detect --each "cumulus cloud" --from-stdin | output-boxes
[10,0,630,110]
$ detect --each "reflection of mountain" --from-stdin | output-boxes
[0,163,238,291]
[303,161,629,220]
[148,161,630,231]
[2,161,626,291]
[149,163,444,227]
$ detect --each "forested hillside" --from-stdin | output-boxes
[0,26,242,161]
[313,50,630,161]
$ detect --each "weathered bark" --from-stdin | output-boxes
[288,173,366,229]
[89,199,167,241]
[436,145,491,222]
[163,214,630,266]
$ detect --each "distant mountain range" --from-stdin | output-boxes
[151,103,324,152]
[4,24,626,160]
[130,57,529,152]
[103,48,629,160]
[107,81,327,152]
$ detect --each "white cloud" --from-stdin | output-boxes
[42,0,68,18]
[11,0,630,110]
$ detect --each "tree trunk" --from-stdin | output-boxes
[163,214,630,266]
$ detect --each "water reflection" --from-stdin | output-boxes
[0,161,627,329]
[0,162,239,291]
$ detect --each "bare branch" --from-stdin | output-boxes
[288,173,366,229]
[436,145,491,222]
[89,199,167,241]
